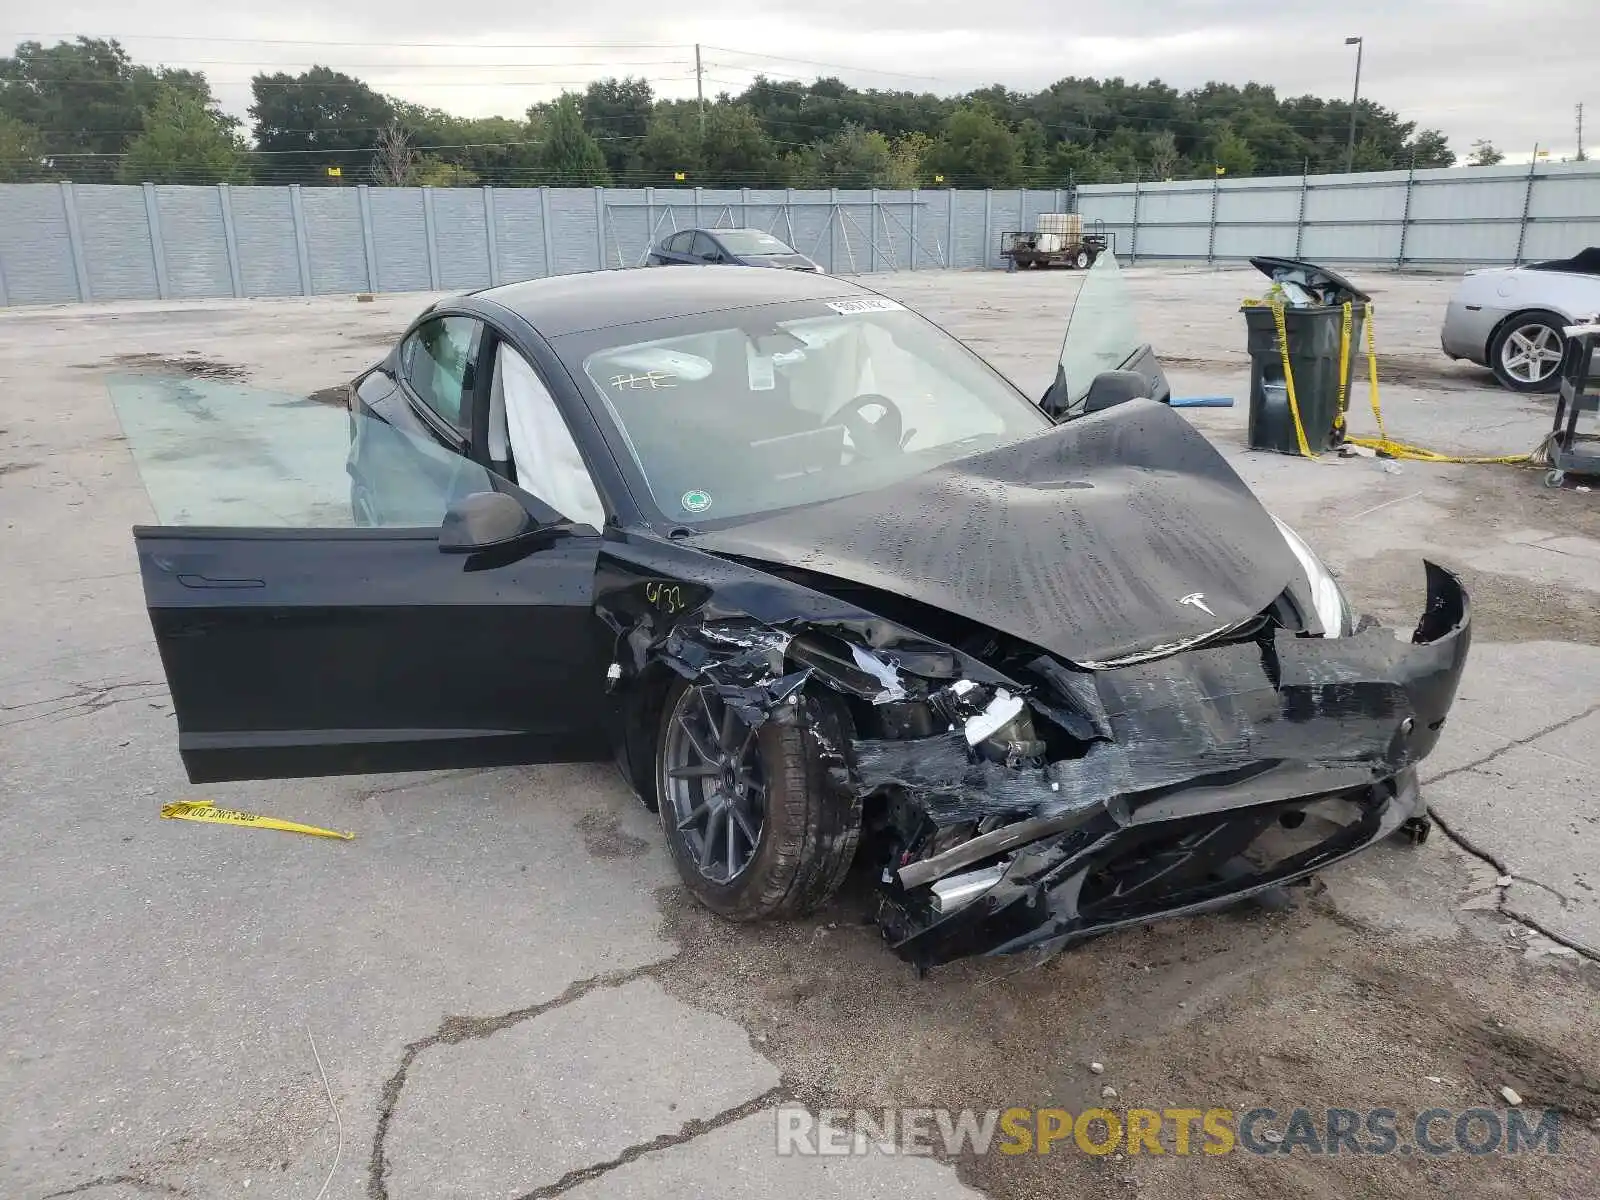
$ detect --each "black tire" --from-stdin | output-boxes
[655,678,861,921]
[1073,249,1091,270]
[1489,310,1567,393]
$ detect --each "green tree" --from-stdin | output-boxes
[537,93,610,185]
[699,104,784,185]
[925,105,1023,187]
[1403,129,1455,168]
[4,38,1482,190]
[1048,140,1115,184]
[414,157,478,187]
[1015,118,1054,184]
[0,38,221,179]
[0,113,47,181]
[792,122,893,186]
[1467,139,1504,167]
[249,66,394,183]
[1211,125,1257,177]
[580,76,653,176]
[885,132,931,187]
[390,103,539,185]
[118,85,247,184]
[1347,137,1394,172]
[1145,130,1180,181]
[637,110,701,183]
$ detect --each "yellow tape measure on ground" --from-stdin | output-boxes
[161,800,355,840]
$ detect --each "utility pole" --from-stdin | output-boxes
[1578,103,1587,161]
[1344,36,1364,173]
[695,44,705,138]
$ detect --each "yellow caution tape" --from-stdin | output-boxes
[1240,297,1319,458]
[1339,301,1533,464]
[1244,296,1537,466]
[161,800,355,840]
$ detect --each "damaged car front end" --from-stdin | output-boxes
[593,460,1469,971]
[863,564,1466,969]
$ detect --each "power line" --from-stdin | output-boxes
[10,73,696,89]
[1,58,694,69]
[17,58,693,68]
[4,32,680,49]
[35,133,644,158]
[698,45,949,84]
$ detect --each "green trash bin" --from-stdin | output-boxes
[1240,257,1371,456]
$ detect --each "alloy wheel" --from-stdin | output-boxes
[661,685,767,883]
[1500,322,1564,385]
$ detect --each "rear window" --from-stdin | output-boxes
[714,230,794,256]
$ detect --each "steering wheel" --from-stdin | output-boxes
[833,392,904,458]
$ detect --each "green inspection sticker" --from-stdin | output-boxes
[681,489,713,514]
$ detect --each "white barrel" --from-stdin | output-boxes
[1036,213,1082,238]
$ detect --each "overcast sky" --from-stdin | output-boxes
[4,1,1592,164]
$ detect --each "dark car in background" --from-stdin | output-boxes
[648,227,821,272]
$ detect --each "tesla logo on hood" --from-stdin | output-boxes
[1178,592,1215,616]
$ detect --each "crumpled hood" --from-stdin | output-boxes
[687,399,1302,666]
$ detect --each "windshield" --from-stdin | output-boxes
[1056,252,1141,406]
[559,298,1049,523]
[714,230,795,256]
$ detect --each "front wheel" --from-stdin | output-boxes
[1490,311,1567,393]
[655,679,860,921]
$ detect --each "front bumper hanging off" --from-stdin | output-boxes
[877,562,1472,969]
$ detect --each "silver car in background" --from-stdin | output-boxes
[1441,248,1600,392]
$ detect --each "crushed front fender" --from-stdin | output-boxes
[876,561,1470,969]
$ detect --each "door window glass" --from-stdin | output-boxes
[1054,253,1142,407]
[108,375,497,528]
[401,315,480,429]
[690,232,719,260]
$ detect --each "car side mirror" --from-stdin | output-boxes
[1081,370,1152,416]
[439,491,542,554]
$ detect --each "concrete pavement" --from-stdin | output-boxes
[3,267,1596,1200]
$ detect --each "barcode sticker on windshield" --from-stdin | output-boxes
[825,297,903,315]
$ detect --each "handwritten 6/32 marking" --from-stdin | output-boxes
[645,581,684,614]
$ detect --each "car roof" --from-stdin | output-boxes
[474,265,864,338]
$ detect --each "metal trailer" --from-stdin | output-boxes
[1543,322,1600,488]
[999,220,1112,270]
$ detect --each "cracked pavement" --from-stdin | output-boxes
[3,268,1597,1200]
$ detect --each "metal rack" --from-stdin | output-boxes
[1544,322,1600,488]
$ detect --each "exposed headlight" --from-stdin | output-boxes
[1271,516,1353,637]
